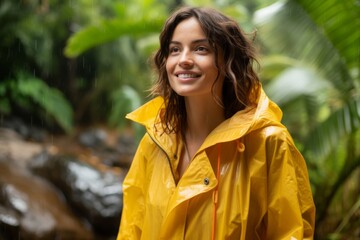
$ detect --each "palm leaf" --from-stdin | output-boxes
[296,0,360,70]
[64,17,165,58]
[254,0,359,92]
[304,97,360,159]
[64,0,168,58]
[255,0,359,160]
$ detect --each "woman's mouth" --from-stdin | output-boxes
[176,73,201,79]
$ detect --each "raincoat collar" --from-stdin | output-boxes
[126,87,283,148]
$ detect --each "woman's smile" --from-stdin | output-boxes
[175,71,202,81]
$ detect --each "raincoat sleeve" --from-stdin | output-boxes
[264,127,315,239]
[117,134,148,240]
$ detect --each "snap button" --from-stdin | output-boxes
[237,140,245,152]
[204,178,210,185]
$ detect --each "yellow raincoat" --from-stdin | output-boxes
[117,88,315,240]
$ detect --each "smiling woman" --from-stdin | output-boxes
[165,17,224,176]
[117,6,315,240]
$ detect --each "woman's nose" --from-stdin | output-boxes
[178,50,194,67]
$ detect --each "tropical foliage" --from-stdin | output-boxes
[0,72,73,133]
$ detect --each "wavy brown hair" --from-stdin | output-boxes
[150,6,260,134]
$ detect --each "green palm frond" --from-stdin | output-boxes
[254,0,359,92]
[64,16,165,58]
[64,0,167,58]
[255,0,359,161]
[295,0,360,71]
[304,97,360,159]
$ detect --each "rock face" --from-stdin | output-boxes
[0,159,94,240]
[0,127,132,239]
[29,152,125,236]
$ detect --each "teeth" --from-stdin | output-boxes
[177,74,198,78]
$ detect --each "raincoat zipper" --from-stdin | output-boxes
[146,132,176,182]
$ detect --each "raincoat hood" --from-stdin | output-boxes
[118,87,315,240]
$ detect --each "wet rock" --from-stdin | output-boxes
[0,206,20,240]
[77,128,135,168]
[0,128,44,168]
[114,134,136,168]
[29,152,124,236]
[0,159,94,240]
[79,128,108,149]
[0,117,47,142]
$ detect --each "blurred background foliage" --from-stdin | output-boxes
[0,0,359,238]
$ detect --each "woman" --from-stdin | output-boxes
[117,6,315,240]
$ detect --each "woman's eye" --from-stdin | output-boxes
[169,46,180,53]
[196,46,208,52]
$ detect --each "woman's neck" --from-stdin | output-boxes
[177,95,224,178]
[183,95,225,153]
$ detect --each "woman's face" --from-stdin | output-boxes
[166,17,223,98]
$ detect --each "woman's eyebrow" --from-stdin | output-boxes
[169,39,209,45]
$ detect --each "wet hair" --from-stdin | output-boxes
[150,6,260,134]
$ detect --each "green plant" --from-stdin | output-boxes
[64,0,167,58]
[0,72,73,133]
